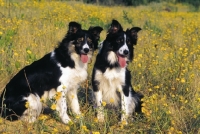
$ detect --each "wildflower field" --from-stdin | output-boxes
[0,0,200,133]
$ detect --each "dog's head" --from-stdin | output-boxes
[103,20,141,67]
[62,22,103,63]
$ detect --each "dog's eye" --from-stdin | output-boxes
[127,39,131,45]
[87,38,92,44]
[77,38,83,43]
[116,39,120,43]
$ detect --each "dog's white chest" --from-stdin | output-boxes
[95,68,126,106]
[59,65,87,90]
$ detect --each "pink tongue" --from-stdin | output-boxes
[118,55,126,68]
[81,54,88,63]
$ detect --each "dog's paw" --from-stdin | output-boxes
[61,114,71,124]
[20,116,37,123]
[119,120,128,125]
[120,116,128,125]
[97,113,105,123]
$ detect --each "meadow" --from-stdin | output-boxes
[0,0,200,133]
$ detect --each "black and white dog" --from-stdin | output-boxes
[0,22,103,124]
[92,20,143,123]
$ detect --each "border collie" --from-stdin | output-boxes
[92,20,143,124]
[0,22,103,124]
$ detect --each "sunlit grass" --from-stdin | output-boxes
[0,0,200,133]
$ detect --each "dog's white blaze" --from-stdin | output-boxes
[118,34,129,55]
[94,68,126,106]
[83,43,89,49]
[21,94,42,123]
[107,51,118,64]
[98,41,104,53]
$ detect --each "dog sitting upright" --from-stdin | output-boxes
[92,20,142,124]
[0,22,103,124]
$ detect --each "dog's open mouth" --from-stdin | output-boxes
[81,54,88,63]
[117,54,126,68]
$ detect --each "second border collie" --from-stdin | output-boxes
[92,20,143,124]
[0,22,103,124]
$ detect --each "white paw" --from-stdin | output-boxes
[74,110,81,115]
[120,116,128,125]
[97,112,104,123]
[61,114,71,124]
[20,116,37,123]
[120,120,128,125]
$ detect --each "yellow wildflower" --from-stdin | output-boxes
[38,114,48,120]
[93,131,100,134]
[110,98,114,103]
[66,126,70,131]
[154,85,159,89]
[62,85,66,89]
[76,115,80,119]
[82,125,89,132]
[138,54,143,58]
[25,102,29,108]
[94,117,98,123]
[51,104,56,110]
[40,97,45,103]
[14,52,18,56]
[171,87,175,90]
[180,78,185,83]
[26,50,32,54]
[55,92,62,100]
[68,121,74,125]
[102,101,106,107]
[53,128,58,133]
[121,120,127,125]
[0,118,3,124]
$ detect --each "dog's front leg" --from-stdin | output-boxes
[94,90,104,122]
[56,91,71,124]
[67,89,81,115]
[56,86,71,124]
[120,91,130,124]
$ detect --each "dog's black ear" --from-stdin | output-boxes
[127,27,142,45]
[107,19,123,34]
[68,21,81,35]
[89,26,103,50]
[89,26,103,41]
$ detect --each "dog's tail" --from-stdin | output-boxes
[132,92,144,113]
[130,87,144,113]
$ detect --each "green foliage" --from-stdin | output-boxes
[143,20,162,35]
[54,21,65,28]
[122,11,132,24]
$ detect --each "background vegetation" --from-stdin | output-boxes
[0,0,200,133]
[72,0,200,11]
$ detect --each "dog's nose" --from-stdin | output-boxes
[123,50,129,55]
[83,48,89,53]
